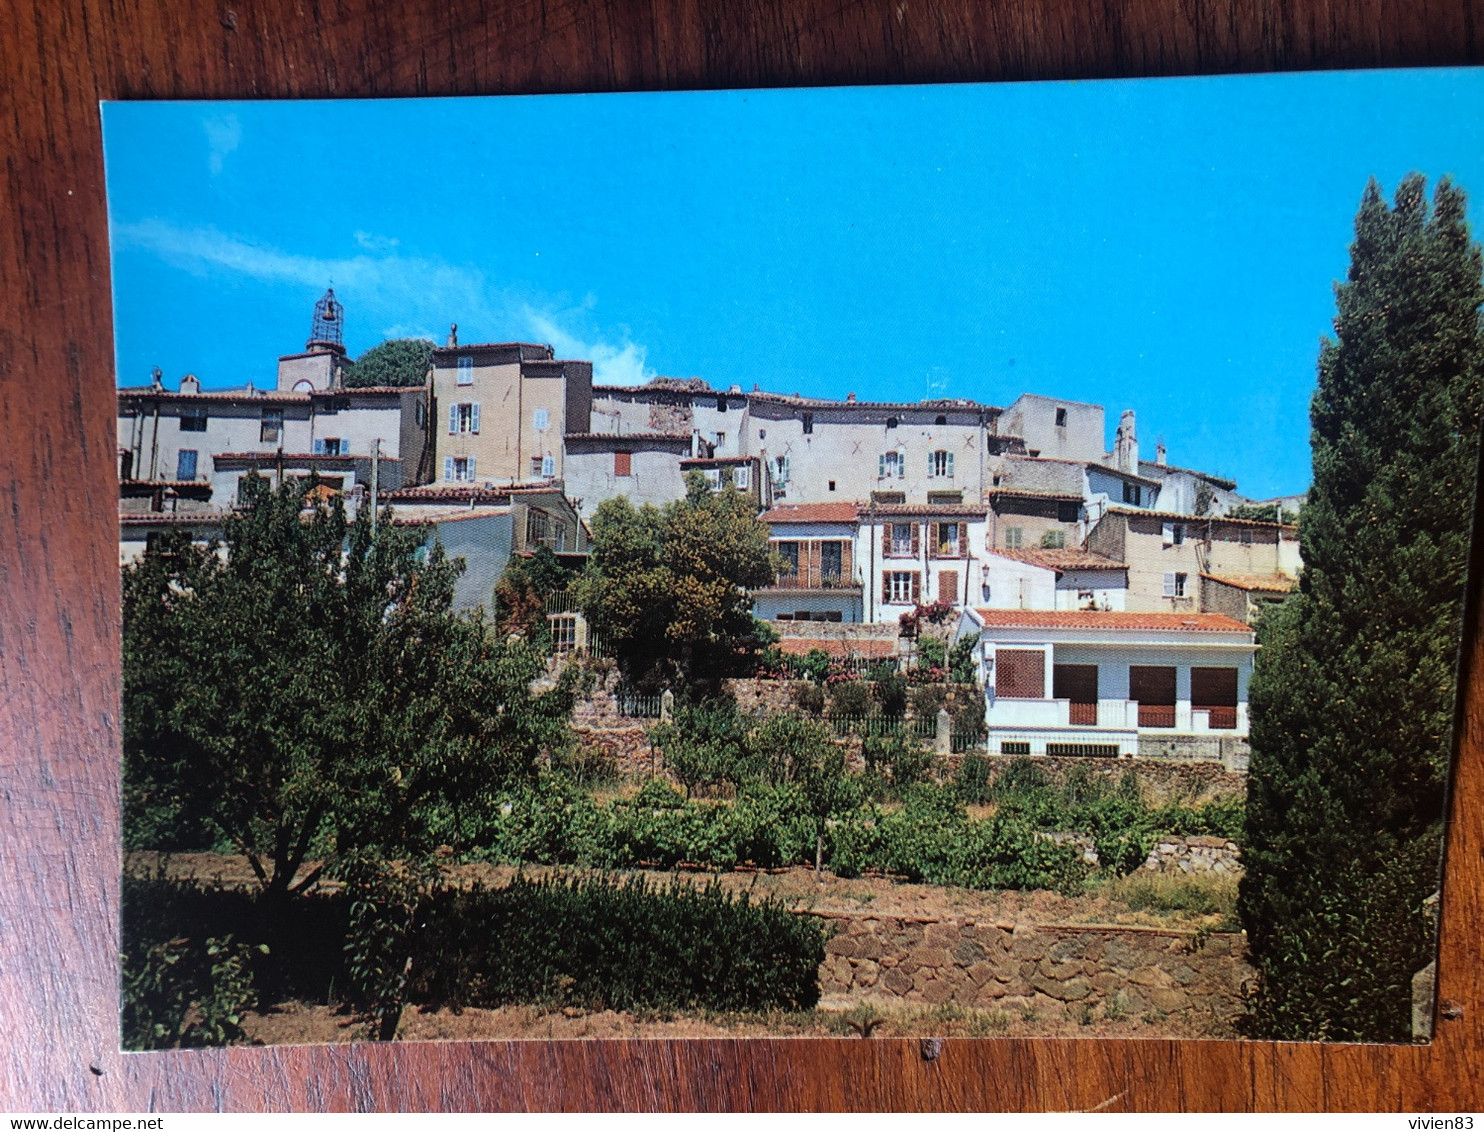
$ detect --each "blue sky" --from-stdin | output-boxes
[103,70,1484,499]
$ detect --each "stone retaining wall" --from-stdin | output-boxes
[966,754,1247,800]
[1141,835,1242,874]
[1137,735,1250,772]
[817,913,1250,1025]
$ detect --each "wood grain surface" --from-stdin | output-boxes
[3,0,1482,1112]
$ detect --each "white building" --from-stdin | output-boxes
[956,608,1257,759]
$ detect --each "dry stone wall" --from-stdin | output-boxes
[1141,834,1242,874]
[817,913,1250,1025]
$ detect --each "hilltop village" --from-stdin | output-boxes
[119,290,1303,764]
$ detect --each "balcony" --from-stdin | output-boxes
[764,568,861,591]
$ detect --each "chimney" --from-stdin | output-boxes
[1114,409,1139,474]
[446,323,458,348]
[1155,441,1167,466]
[846,392,857,402]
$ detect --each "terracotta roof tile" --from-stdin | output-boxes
[970,609,1253,633]
[1201,572,1298,592]
[989,548,1126,571]
[760,502,861,524]
[1105,506,1297,531]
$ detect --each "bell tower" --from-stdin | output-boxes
[277,287,348,391]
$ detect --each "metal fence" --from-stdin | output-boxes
[616,690,665,719]
[825,714,935,739]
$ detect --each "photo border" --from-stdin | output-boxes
[4,0,1483,1111]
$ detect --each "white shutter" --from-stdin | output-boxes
[1163,571,1176,596]
[946,452,955,477]
[449,403,459,435]
[542,455,555,477]
[534,408,549,430]
[468,457,477,481]
[471,403,481,433]
[928,452,936,477]
[1162,522,1175,546]
[443,456,454,481]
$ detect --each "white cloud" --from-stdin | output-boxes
[354,230,400,253]
[203,114,241,176]
[524,307,655,387]
[113,220,656,381]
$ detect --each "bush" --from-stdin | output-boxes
[908,683,947,720]
[649,698,750,796]
[873,669,909,718]
[411,873,826,1014]
[1107,871,1239,921]
[955,752,993,804]
[791,681,826,717]
[828,679,873,717]
[862,732,935,791]
[123,933,265,1050]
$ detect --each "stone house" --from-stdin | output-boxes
[752,502,864,623]
[1084,507,1298,616]
[857,502,989,621]
[955,608,1257,758]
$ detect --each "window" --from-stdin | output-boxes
[935,414,947,425]
[735,464,751,490]
[713,431,725,449]
[550,614,578,655]
[928,491,963,505]
[1163,522,1185,546]
[260,408,283,443]
[1057,500,1080,523]
[457,356,473,385]
[995,649,1045,699]
[175,449,198,480]
[533,408,549,430]
[1055,406,1068,427]
[179,408,207,432]
[445,456,476,482]
[1003,527,1023,549]
[1163,572,1188,598]
[716,395,728,413]
[313,438,345,455]
[886,416,898,429]
[885,570,920,604]
[1041,529,1066,549]
[878,450,904,479]
[1054,664,1099,725]
[776,541,800,576]
[614,451,632,477]
[1239,529,1254,545]
[933,522,963,557]
[527,509,551,547]
[936,569,959,605]
[450,402,480,434]
[821,540,843,582]
[1192,667,1239,730]
[929,450,954,478]
[827,479,836,492]
[541,454,556,478]
[802,412,814,434]
[1130,665,1177,728]
[704,468,721,489]
[1123,483,1142,506]
[531,456,544,477]
[888,522,916,557]
[772,454,791,489]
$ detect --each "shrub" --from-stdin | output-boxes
[955,752,993,804]
[650,698,749,796]
[791,681,826,717]
[828,679,873,717]
[862,732,934,791]
[909,683,947,720]
[122,933,265,1050]
[873,669,909,718]
[411,873,826,1014]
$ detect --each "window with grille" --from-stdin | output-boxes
[995,649,1045,699]
[550,615,578,654]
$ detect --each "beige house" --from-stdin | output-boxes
[430,340,593,487]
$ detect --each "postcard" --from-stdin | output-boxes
[104,69,1484,1047]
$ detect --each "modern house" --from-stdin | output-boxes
[956,608,1257,761]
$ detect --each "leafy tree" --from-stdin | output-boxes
[493,546,572,644]
[575,472,776,684]
[122,473,572,900]
[1225,502,1283,522]
[649,698,750,797]
[343,338,434,388]
[1239,175,1484,1041]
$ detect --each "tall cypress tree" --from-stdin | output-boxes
[1240,174,1484,1041]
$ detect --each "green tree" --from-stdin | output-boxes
[122,473,571,899]
[343,338,434,388]
[493,546,572,645]
[1239,175,1484,1041]
[575,471,776,684]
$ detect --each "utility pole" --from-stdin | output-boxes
[370,437,380,528]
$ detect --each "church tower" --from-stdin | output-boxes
[277,287,348,391]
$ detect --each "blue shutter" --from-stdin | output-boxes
[449,403,459,434]
[946,452,954,477]
[468,457,477,481]
[471,403,480,433]
[444,456,454,482]
[313,438,325,455]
